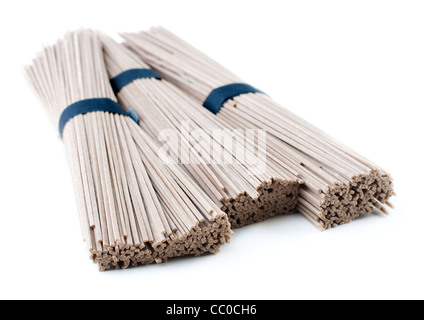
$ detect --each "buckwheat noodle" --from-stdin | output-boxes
[123,27,395,230]
[100,34,300,228]
[25,29,232,271]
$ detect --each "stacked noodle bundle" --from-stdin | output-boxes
[25,29,232,271]
[123,27,395,230]
[100,34,300,229]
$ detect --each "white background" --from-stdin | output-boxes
[0,0,423,300]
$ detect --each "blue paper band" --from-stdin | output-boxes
[203,83,265,114]
[110,68,161,93]
[59,98,138,137]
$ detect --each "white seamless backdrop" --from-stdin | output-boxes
[0,0,422,300]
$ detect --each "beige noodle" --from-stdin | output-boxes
[122,27,395,230]
[25,29,232,271]
[100,33,300,229]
